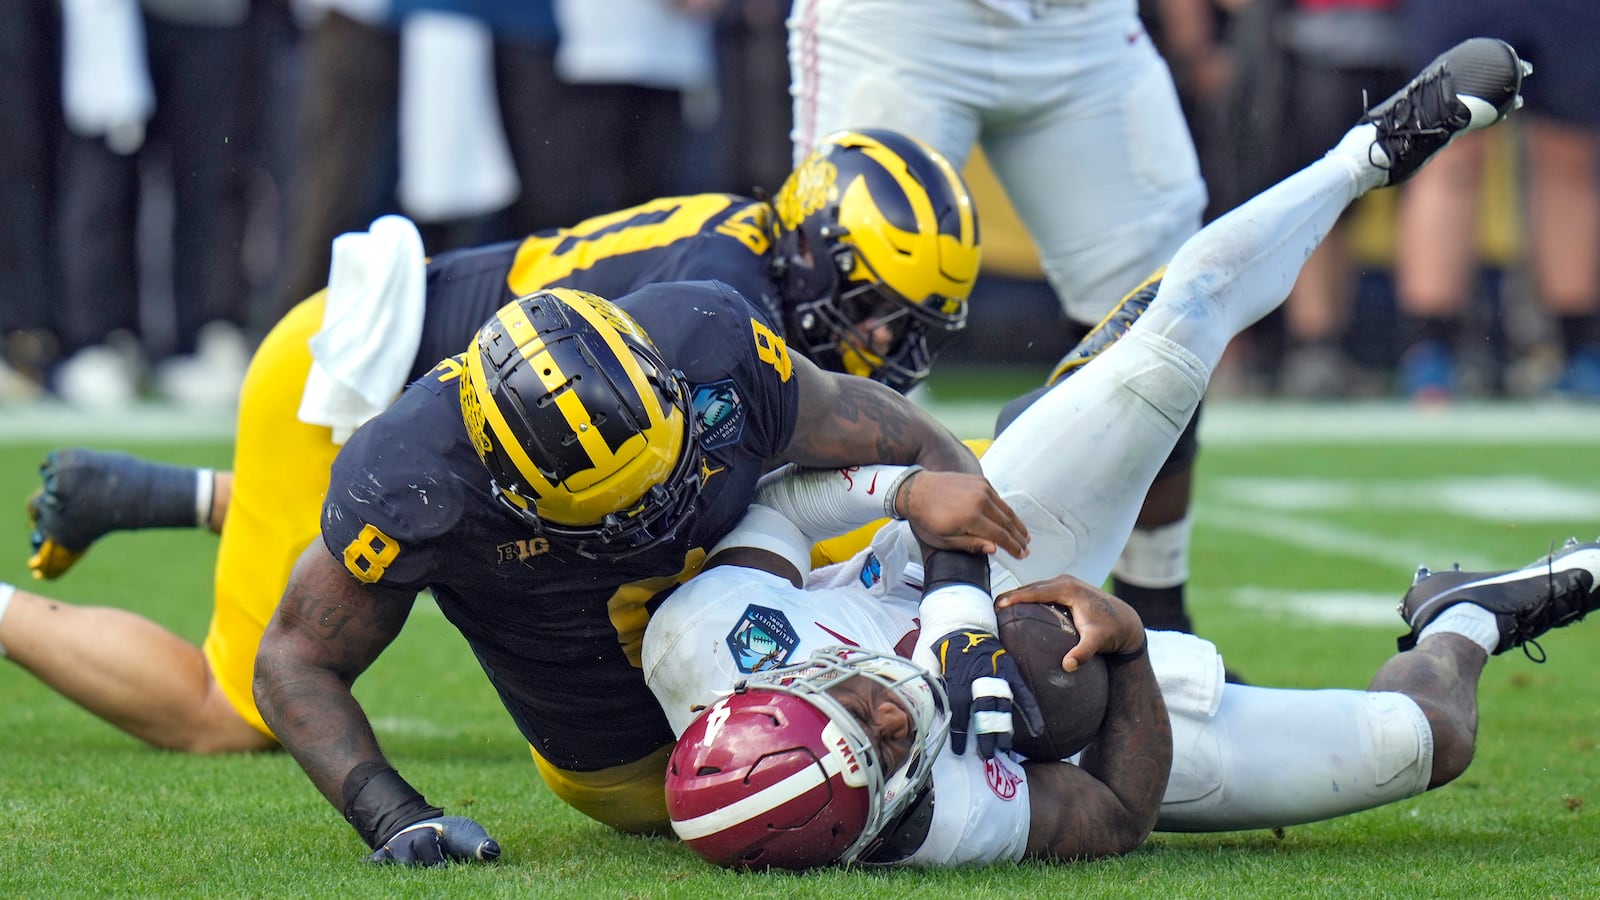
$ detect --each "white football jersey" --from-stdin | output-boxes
[644,532,1038,866]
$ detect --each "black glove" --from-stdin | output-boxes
[27,449,203,579]
[367,816,501,866]
[933,629,1044,759]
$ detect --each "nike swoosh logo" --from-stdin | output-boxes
[865,471,880,495]
[1459,95,1502,129]
[814,623,859,646]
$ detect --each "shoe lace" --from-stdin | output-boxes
[1366,70,1468,172]
[1511,549,1595,662]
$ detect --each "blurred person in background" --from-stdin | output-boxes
[0,0,63,402]
[1254,0,1407,399]
[788,0,1220,656]
[270,0,402,327]
[272,0,712,325]
[53,0,266,410]
[1393,2,1600,402]
[543,0,717,222]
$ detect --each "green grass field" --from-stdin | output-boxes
[2,395,1598,897]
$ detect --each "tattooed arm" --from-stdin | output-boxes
[997,575,1173,862]
[254,543,418,831]
[777,352,1029,558]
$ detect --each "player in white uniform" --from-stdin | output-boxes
[788,0,1217,654]
[789,0,1206,323]
[645,40,1592,869]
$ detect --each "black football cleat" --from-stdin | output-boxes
[1397,538,1600,659]
[1362,37,1530,185]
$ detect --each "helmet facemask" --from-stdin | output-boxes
[788,227,967,393]
[734,647,950,865]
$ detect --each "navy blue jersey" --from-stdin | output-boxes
[323,281,799,771]
[408,194,781,382]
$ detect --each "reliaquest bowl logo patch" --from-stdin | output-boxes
[691,380,746,450]
[726,604,799,673]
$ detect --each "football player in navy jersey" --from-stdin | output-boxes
[4,131,980,756]
[251,284,1028,863]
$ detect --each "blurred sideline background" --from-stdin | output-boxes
[0,0,1578,414]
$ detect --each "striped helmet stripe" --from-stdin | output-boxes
[670,751,844,841]
[464,339,550,500]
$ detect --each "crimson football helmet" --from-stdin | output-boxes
[665,648,949,869]
[772,129,981,393]
[459,288,701,560]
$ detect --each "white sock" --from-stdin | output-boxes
[1112,516,1193,589]
[1418,603,1499,656]
[1325,123,1391,194]
[195,469,215,528]
[0,581,14,658]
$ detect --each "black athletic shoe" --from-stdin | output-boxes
[1396,538,1600,659]
[1362,37,1530,185]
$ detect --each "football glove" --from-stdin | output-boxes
[933,629,1044,759]
[26,449,205,579]
[367,816,501,866]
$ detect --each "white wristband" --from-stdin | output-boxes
[0,581,15,658]
[195,469,215,529]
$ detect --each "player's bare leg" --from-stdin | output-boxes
[0,583,271,753]
[1365,634,1484,787]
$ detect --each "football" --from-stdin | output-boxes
[996,602,1109,760]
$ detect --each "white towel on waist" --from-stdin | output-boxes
[60,0,155,155]
[397,11,520,222]
[298,215,427,444]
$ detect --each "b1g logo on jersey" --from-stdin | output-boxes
[984,757,1023,801]
[691,380,746,450]
[726,604,800,673]
[496,536,551,563]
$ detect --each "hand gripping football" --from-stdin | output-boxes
[995,602,1109,760]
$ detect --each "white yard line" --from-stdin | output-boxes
[925,399,1600,445]
[1199,506,1500,573]
[1225,587,1403,628]
[7,398,1600,444]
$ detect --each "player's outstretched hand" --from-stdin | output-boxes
[933,629,1045,758]
[25,450,104,579]
[897,471,1029,559]
[26,448,200,579]
[367,816,502,866]
[996,575,1146,672]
